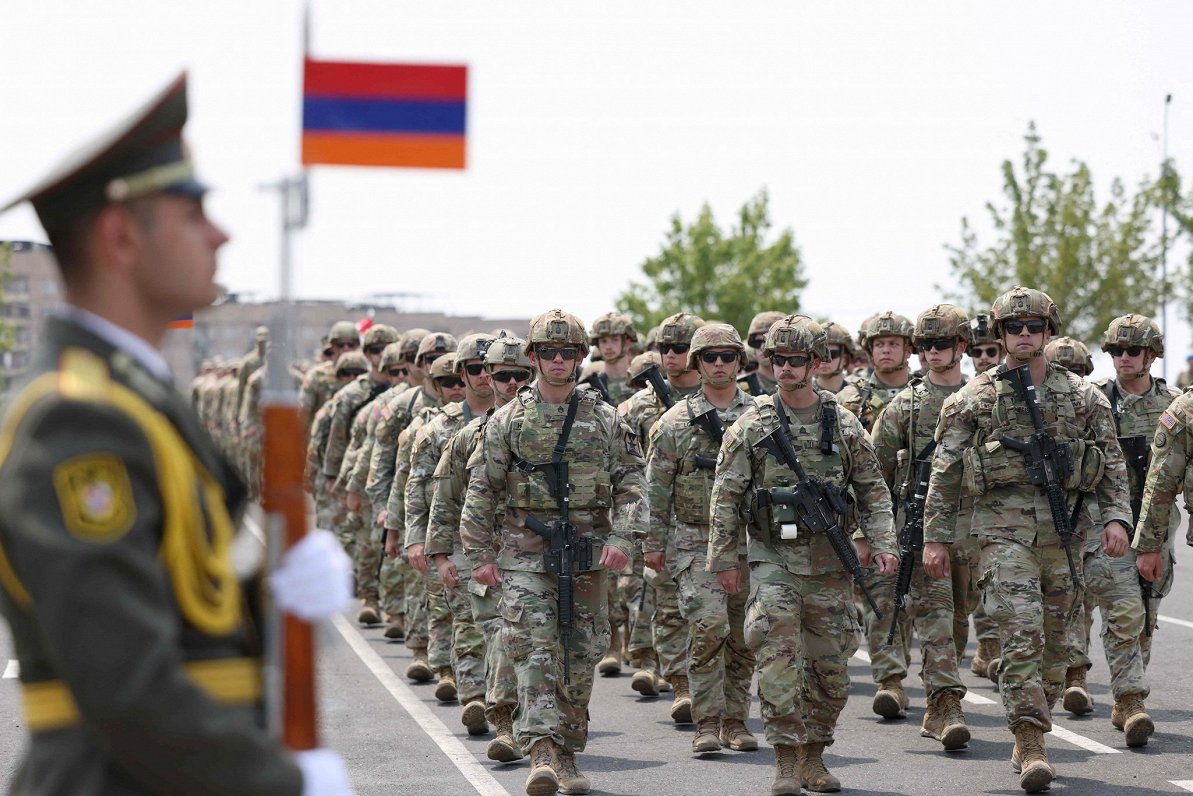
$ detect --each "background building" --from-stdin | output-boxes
[0,242,61,392]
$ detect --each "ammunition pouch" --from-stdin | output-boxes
[1067,438,1104,492]
[674,470,712,524]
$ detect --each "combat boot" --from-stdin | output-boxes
[921,691,970,750]
[629,651,661,697]
[872,676,908,720]
[434,666,458,701]
[987,656,1002,683]
[357,599,382,626]
[405,647,433,683]
[669,673,693,724]
[553,744,590,795]
[719,718,758,752]
[972,638,999,678]
[1116,694,1154,748]
[487,704,523,762]
[383,612,406,641]
[597,627,623,677]
[461,697,489,736]
[525,738,559,796]
[797,741,841,793]
[1011,723,1054,793]
[691,717,722,755]
[770,744,800,796]
[1061,665,1092,716]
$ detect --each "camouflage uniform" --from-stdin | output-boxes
[646,323,756,748]
[837,311,914,431]
[1045,337,1094,378]
[460,309,646,793]
[741,311,786,397]
[708,315,895,794]
[238,365,265,501]
[923,287,1132,791]
[300,320,359,424]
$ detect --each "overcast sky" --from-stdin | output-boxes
[2,1,1190,375]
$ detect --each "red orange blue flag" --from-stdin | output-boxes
[301,58,467,170]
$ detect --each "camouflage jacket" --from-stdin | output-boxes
[707,389,895,575]
[645,387,753,573]
[385,405,443,537]
[923,362,1132,549]
[405,400,478,549]
[1134,387,1193,553]
[426,413,492,575]
[617,380,701,446]
[367,384,440,526]
[305,398,336,490]
[298,360,337,423]
[837,369,910,431]
[345,383,409,498]
[460,384,647,573]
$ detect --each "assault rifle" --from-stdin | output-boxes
[641,363,673,409]
[996,364,1079,587]
[1106,382,1155,637]
[740,372,765,397]
[754,402,882,616]
[580,371,613,405]
[886,442,935,644]
[691,407,725,470]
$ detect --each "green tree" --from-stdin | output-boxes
[615,188,807,336]
[942,123,1177,344]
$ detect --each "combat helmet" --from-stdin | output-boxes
[858,311,914,350]
[416,332,458,365]
[380,342,406,369]
[429,353,459,381]
[485,336,533,370]
[527,309,586,348]
[1101,314,1164,356]
[1045,337,1094,377]
[335,350,369,377]
[328,320,360,348]
[969,314,998,346]
[764,314,829,360]
[747,311,787,348]
[628,351,664,388]
[822,321,856,359]
[362,324,400,351]
[914,305,970,344]
[657,312,706,346]
[686,322,746,370]
[991,286,1061,336]
[399,328,431,362]
[589,312,638,345]
[454,333,497,372]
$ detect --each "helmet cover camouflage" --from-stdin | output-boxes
[821,321,856,357]
[991,286,1062,336]
[380,342,405,368]
[1045,336,1094,376]
[429,352,459,381]
[969,313,998,346]
[686,322,745,370]
[328,320,359,344]
[748,311,788,342]
[486,336,533,369]
[914,304,970,344]
[1101,314,1163,356]
[628,351,663,386]
[858,311,914,350]
[454,333,498,372]
[657,312,706,346]
[527,309,586,347]
[362,324,400,348]
[335,350,369,375]
[589,312,638,344]
[764,314,829,360]
[399,328,431,359]
[417,332,458,363]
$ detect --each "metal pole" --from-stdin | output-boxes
[1161,93,1171,381]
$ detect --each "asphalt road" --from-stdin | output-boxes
[2,535,1191,795]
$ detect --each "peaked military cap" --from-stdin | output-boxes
[2,72,205,234]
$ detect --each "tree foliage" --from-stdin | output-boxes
[616,189,807,336]
[942,123,1181,345]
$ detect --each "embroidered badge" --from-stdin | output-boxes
[53,454,136,542]
[1154,430,1168,450]
[1160,411,1178,430]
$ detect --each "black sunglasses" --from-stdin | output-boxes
[825,347,843,360]
[386,367,409,378]
[332,339,358,350]
[492,369,531,384]
[419,352,443,366]
[772,353,810,368]
[969,345,1001,359]
[659,343,691,355]
[463,363,487,376]
[536,346,580,361]
[435,376,465,389]
[399,353,417,364]
[919,338,956,352]
[699,350,739,364]
[747,336,766,349]
[338,369,366,378]
[1003,319,1047,335]
[363,344,387,356]
[741,363,759,374]
[1107,345,1145,358]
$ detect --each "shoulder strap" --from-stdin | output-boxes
[1101,380,1123,436]
[553,389,581,464]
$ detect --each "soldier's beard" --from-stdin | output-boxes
[779,378,810,391]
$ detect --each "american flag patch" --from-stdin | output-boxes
[1160,411,1177,430]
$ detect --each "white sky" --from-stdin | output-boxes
[2,1,1191,377]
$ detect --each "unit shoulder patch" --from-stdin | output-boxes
[53,454,136,542]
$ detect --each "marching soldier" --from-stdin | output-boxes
[300,320,360,426]
[743,310,786,396]
[922,287,1132,793]
[813,321,855,394]
[838,311,915,431]
[1045,336,1095,378]
[587,311,639,405]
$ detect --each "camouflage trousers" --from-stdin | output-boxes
[427,579,454,670]
[676,552,754,722]
[979,539,1080,731]
[1069,547,1148,700]
[652,569,689,678]
[348,511,381,603]
[626,567,654,658]
[744,563,860,748]
[314,484,336,533]
[469,580,518,720]
[404,567,430,649]
[951,536,993,658]
[379,551,409,618]
[442,580,487,703]
[500,569,609,752]
[1141,542,1176,667]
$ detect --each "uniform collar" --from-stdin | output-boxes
[55,305,172,383]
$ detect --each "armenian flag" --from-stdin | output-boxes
[301,58,468,170]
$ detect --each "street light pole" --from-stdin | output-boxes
[1161,93,1172,381]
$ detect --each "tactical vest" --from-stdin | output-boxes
[672,395,720,525]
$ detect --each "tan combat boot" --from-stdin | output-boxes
[461,697,489,736]
[669,673,693,724]
[1061,665,1092,716]
[434,666,458,701]
[383,612,406,640]
[972,638,999,678]
[405,647,433,683]
[525,738,559,796]
[553,744,590,795]
[1116,694,1154,748]
[921,691,971,750]
[357,598,382,625]
[987,656,1002,682]
[872,676,908,720]
[691,716,722,755]
[770,744,801,796]
[719,718,758,751]
[1011,723,1054,793]
[798,741,841,793]
[486,704,522,762]
[629,651,661,697]
[597,623,624,676]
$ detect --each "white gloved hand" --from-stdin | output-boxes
[269,529,354,622]
[295,748,354,796]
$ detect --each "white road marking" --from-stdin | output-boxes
[1171,781,1193,792]
[1158,614,1193,630]
[3,659,18,679]
[854,649,997,705]
[331,614,512,796]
